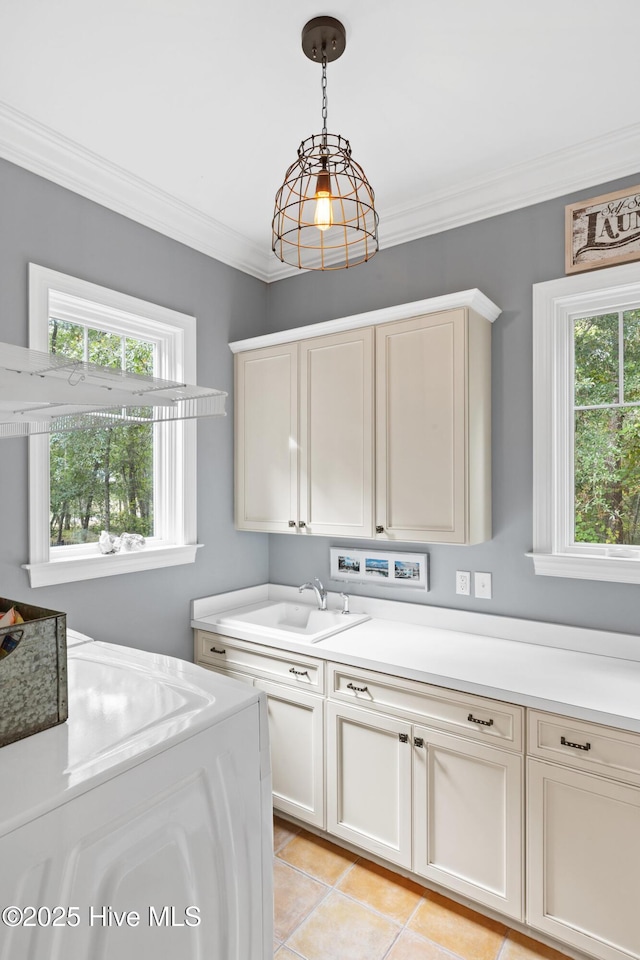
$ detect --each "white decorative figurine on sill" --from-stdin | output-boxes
[98,531,146,554]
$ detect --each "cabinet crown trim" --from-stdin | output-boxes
[229,289,501,353]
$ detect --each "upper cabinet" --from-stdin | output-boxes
[235,341,298,534]
[231,291,499,545]
[299,328,375,538]
[235,328,374,537]
[376,308,491,544]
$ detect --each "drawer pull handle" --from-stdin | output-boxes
[347,682,369,694]
[399,733,409,743]
[289,667,309,677]
[209,646,226,655]
[561,735,591,752]
[468,713,493,727]
[414,737,424,748]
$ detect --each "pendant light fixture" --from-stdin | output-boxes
[272,16,379,270]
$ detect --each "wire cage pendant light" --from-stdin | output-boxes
[272,17,379,271]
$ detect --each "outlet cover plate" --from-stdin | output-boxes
[474,571,492,599]
[456,570,471,596]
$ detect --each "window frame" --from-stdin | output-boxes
[25,264,199,587]
[531,260,640,583]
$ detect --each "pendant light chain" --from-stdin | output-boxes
[321,52,328,147]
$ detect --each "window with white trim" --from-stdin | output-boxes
[532,261,640,583]
[26,265,199,587]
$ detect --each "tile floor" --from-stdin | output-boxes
[272,817,573,960]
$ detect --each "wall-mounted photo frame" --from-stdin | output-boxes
[330,547,428,590]
[566,185,640,274]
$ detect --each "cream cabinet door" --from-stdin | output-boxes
[413,727,523,920]
[375,308,491,543]
[235,343,298,532]
[254,678,325,829]
[527,758,640,960]
[299,328,374,537]
[326,700,412,867]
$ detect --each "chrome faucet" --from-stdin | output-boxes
[299,578,327,610]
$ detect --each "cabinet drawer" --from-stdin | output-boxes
[196,631,325,692]
[329,663,522,751]
[198,663,255,686]
[528,710,640,787]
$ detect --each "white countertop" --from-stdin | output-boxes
[191,585,640,735]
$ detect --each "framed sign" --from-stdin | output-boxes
[566,185,640,274]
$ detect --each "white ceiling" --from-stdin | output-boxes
[1,0,639,282]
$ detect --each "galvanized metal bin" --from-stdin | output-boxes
[0,598,67,747]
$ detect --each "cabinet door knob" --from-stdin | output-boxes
[288,520,296,527]
[414,737,424,748]
[209,646,226,655]
[467,713,493,727]
[376,525,384,534]
[298,521,306,528]
[560,735,591,752]
[398,733,409,743]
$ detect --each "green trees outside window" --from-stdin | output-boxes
[48,318,155,547]
[574,309,640,545]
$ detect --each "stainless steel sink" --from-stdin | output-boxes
[212,601,369,643]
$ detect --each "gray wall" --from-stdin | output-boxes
[0,157,269,660]
[3,154,640,655]
[266,172,640,637]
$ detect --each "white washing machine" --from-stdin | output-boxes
[0,629,273,960]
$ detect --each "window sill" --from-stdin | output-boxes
[527,551,640,584]
[23,543,202,588]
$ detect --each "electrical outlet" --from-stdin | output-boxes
[474,571,492,599]
[455,570,471,596]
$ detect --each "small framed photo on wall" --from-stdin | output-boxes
[330,548,428,590]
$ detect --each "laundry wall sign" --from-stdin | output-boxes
[566,185,640,274]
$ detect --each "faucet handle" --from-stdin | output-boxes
[340,592,350,615]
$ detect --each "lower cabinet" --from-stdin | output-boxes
[254,678,325,829]
[527,758,640,960]
[326,700,523,920]
[194,632,325,829]
[413,725,523,919]
[326,701,413,868]
[194,629,640,958]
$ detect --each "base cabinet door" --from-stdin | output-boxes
[527,758,640,960]
[254,678,324,829]
[326,701,412,867]
[413,727,523,920]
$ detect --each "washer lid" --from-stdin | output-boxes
[0,640,260,838]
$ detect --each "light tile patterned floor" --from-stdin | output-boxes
[272,817,573,960]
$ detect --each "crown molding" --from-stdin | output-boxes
[0,100,274,282]
[1,98,640,285]
[229,288,500,353]
[377,122,640,253]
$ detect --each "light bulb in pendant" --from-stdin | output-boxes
[314,167,333,231]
